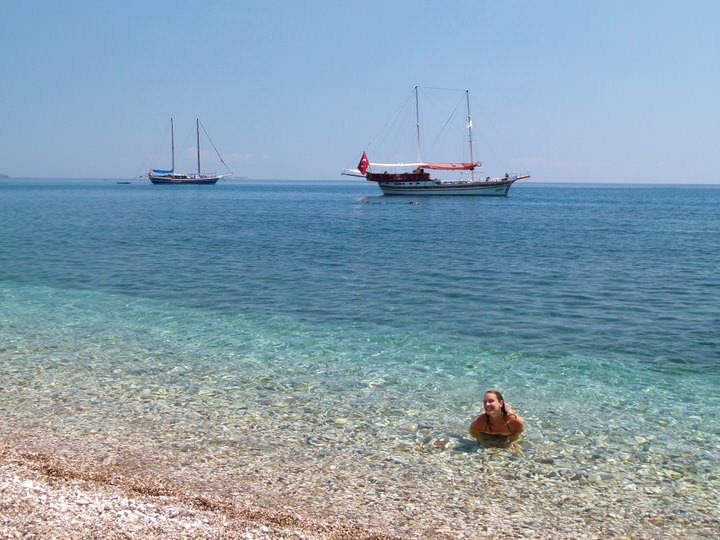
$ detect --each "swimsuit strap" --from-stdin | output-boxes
[485,413,513,435]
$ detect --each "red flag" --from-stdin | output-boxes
[357,151,369,175]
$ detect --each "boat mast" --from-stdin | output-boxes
[415,86,422,163]
[170,118,175,172]
[466,90,474,180]
[196,118,201,177]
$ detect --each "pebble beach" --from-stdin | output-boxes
[0,441,330,539]
[2,433,718,539]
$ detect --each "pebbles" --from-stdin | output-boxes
[0,445,339,540]
[1,328,718,538]
[2,436,718,540]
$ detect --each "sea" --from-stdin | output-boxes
[1,177,718,535]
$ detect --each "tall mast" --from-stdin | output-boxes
[170,118,175,172]
[415,85,422,163]
[196,118,201,176]
[466,90,474,179]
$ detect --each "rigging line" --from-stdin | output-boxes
[364,88,416,152]
[428,92,467,158]
[199,121,233,173]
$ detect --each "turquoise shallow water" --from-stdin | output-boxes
[1,178,718,533]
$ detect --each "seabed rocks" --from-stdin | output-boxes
[1,431,718,540]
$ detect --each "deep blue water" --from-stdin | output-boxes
[3,179,718,366]
[1,177,718,514]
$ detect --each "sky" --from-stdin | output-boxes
[1,0,719,183]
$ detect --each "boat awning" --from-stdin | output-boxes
[368,161,479,170]
[152,169,174,174]
[423,162,479,170]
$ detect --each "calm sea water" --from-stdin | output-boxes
[1,177,718,531]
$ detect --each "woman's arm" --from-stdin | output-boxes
[468,414,487,438]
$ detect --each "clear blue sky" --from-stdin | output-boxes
[1,0,718,182]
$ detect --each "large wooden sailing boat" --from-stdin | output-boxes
[148,118,229,185]
[344,87,529,195]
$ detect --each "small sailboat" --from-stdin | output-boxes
[343,87,529,196]
[148,118,230,185]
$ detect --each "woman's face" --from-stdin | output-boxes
[483,392,503,415]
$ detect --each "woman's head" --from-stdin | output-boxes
[483,389,508,416]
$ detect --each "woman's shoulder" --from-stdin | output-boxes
[468,413,488,436]
[506,413,524,433]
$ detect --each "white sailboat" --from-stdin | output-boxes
[343,87,529,195]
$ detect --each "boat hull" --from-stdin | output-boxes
[370,178,521,196]
[149,175,220,185]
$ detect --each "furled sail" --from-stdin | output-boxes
[152,169,174,174]
[422,162,479,170]
[368,162,424,168]
[366,161,479,170]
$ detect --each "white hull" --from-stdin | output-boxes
[376,178,519,196]
[345,88,530,195]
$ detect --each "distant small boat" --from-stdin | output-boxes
[343,87,529,196]
[148,118,230,185]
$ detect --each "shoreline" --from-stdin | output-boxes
[2,436,718,539]
[0,441,396,539]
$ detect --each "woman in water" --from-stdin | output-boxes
[469,389,524,446]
